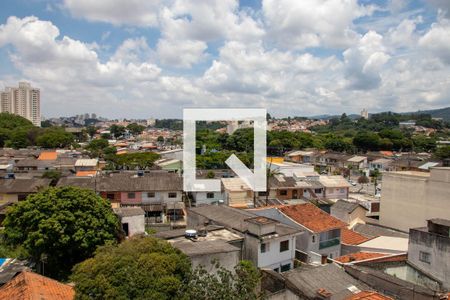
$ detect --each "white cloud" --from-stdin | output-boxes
[419,18,450,64]
[262,0,374,49]
[429,0,450,18]
[63,0,163,27]
[343,31,390,90]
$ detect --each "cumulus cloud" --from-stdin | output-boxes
[262,0,374,49]
[62,0,163,27]
[343,31,390,90]
[419,18,450,64]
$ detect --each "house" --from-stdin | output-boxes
[38,151,58,161]
[188,205,301,272]
[315,152,352,173]
[408,219,450,289]
[261,263,375,300]
[113,207,145,237]
[369,158,393,172]
[156,226,243,273]
[380,167,450,232]
[0,271,74,299]
[331,200,369,225]
[0,178,52,203]
[268,160,314,177]
[74,158,99,172]
[248,203,347,263]
[318,175,351,199]
[347,156,368,171]
[285,150,317,164]
[221,177,254,208]
[189,190,225,207]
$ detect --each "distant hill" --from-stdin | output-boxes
[406,107,450,122]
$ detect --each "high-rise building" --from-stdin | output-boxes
[0,82,41,126]
[360,108,369,120]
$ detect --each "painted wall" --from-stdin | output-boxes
[121,214,145,236]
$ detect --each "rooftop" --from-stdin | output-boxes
[357,236,408,253]
[333,200,366,214]
[169,239,240,257]
[221,177,251,191]
[283,263,369,299]
[335,252,388,264]
[113,207,145,217]
[0,178,52,194]
[348,156,367,163]
[75,158,98,167]
[319,175,352,188]
[352,223,408,239]
[278,203,347,233]
[0,271,74,300]
[345,291,393,300]
[188,205,300,237]
[341,228,372,245]
[38,151,58,160]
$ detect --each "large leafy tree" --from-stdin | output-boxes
[181,260,262,300]
[71,237,191,300]
[3,186,120,280]
[36,128,74,148]
[107,152,160,170]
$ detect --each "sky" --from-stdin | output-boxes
[0,0,449,119]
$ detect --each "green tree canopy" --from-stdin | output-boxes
[3,186,120,280]
[107,152,161,170]
[71,237,191,300]
[126,123,146,135]
[36,128,74,148]
[0,112,33,129]
[181,260,262,300]
[110,124,126,138]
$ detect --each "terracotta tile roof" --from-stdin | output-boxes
[341,228,371,245]
[335,252,388,264]
[278,203,347,233]
[38,151,58,160]
[75,170,97,177]
[346,290,393,299]
[0,271,75,300]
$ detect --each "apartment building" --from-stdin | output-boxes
[380,167,450,232]
[1,82,41,126]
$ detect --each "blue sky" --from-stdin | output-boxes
[0,0,449,118]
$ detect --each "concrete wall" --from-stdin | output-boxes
[408,228,450,289]
[191,251,240,273]
[121,214,145,236]
[324,187,348,199]
[191,191,224,206]
[331,205,367,224]
[380,169,450,232]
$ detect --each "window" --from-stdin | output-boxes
[314,188,322,194]
[279,190,288,196]
[260,243,270,253]
[312,235,316,243]
[206,192,214,199]
[258,191,267,196]
[280,263,291,272]
[329,253,333,259]
[273,268,279,273]
[127,192,135,199]
[168,192,177,198]
[147,192,155,198]
[419,251,431,264]
[106,193,115,200]
[280,240,289,252]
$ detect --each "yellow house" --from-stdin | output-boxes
[0,178,52,204]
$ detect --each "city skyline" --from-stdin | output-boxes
[0,0,450,119]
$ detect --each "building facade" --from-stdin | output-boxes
[380,168,450,232]
[1,82,41,126]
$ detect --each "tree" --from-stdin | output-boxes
[107,152,161,170]
[3,186,120,280]
[357,175,369,184]
[352,131,381,151]
[110,124,126,139]
[181,260,262,300]
[71,237,191,300]
[126,123,145,135]
[86,126,98,138]
[41,170,62,186]
[36,128,74,148]
[157,135,165,143]
[434,146,450,160]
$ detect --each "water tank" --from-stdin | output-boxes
[185,229,197,239]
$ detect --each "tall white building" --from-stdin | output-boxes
[0,82,41,126]
[360,108,369,120]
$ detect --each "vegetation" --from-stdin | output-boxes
[110,124,126,138]
[126,123,146,135]
[0,113,75,149]
[3,186,120,280]
[71,237,191,300]
[181,260,262,300]
[106,152,161,170]
[41,170,62,186]
[71,237,261,300]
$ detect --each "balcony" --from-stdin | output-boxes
[319,238,340,249]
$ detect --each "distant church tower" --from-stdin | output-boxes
[361,108,369,120]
